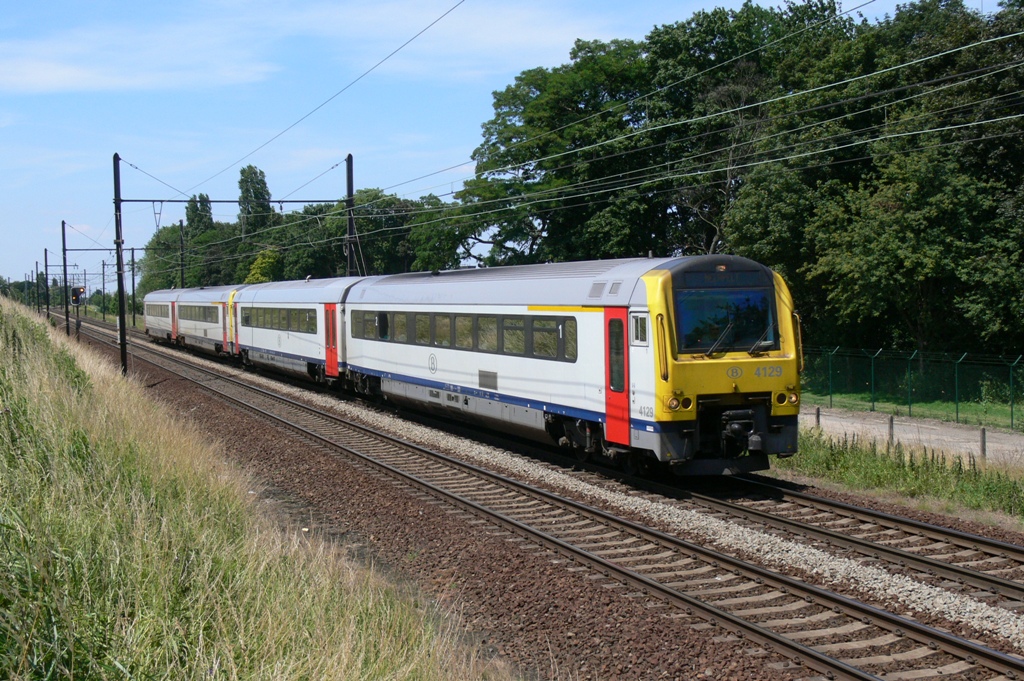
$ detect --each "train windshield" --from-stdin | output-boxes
[674,288,775,354]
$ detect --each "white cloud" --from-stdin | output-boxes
[0,21,276,93]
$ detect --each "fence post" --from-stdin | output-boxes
[955,353,967,424]
[828,346,840,409]
[869,348,883,412]
[816,406,821,428]
[907,350,917,418]
[980,427,986,462]
[1011,356,1021,431]
[888,415,894,448]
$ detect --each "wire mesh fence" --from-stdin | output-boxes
[802,347,1024,432]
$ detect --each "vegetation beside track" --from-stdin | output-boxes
[0,301,511,680]
[772,430,1024,521]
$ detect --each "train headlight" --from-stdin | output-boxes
[788,393,799,405]
[668,397,681,411]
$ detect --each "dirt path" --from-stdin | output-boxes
[808,406,1024,467]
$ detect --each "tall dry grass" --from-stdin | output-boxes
[0,300,513,680]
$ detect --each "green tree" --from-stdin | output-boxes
[806,149,999,352]
[244,248,283,284]
[184,193,214,241]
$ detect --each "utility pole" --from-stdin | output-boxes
[35,261,40,313]
[130,248,136,327]
[112,153,128,375]
[102,260,107,322]
[62,220,70,336]
[44,249,50,319]
[179,219,185,289]
[346,153,356,277]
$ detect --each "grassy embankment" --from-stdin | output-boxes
[0,299,512,680]
[772,429,1024,524]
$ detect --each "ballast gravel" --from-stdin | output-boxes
[90,335,1024,676]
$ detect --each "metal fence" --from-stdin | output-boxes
[802,347,1024,431]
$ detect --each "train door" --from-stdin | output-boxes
[227,290,239,354]
[604,307,630,445]
[324,304,338,378]
[171,302,178,339]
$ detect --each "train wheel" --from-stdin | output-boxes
[620,452,643,477]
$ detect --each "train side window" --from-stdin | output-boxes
[256,308,265,329]
[455,316,473,349]
[564,319,577,361]
[393,313,408,343]
[351,310,364,339]
[241,308,251,327]
[434,314,451,347]
[609,318,625,392]
[377,312,390,341]
[415,314,430,345]
[631,314,648,346]
[478,317,498,352]
[503,317,525,355]
[532,318,558,358]
[364,311,379,340]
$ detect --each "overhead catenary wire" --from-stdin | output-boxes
[164,49,1024,259]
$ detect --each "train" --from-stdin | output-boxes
[144,255,803,476]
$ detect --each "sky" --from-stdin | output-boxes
[0,0,908,292]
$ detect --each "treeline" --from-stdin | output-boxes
[138,0,1024,353]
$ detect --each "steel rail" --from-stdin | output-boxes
[687,491,1024,601]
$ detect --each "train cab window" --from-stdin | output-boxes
[532,319,558,358]
[564,319,578,361]
[455,316,474,349]
[415,314,430,345]
[608,318,625,393]
[393,313,408,343]
[478,317,498,352]
[631,314,649,346]
[377,312,390,340]
[503,317,525,355]
[434,314,452,347]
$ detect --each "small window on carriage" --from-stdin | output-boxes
[376,312,390,341]
[631,314,649,346]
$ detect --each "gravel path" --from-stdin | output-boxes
[83,334,1024,679]
[811,406,1024,467]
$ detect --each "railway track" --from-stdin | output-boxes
[75,320,1024,680]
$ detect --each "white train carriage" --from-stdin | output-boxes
[232,277,364,381]
[171,285,240,355]
[343,259,664,451]
[143,289,181,342]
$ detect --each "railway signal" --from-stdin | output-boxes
[70,286,86,306]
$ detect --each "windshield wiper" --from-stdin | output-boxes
[747,324,774,356]
[704,321,734,357]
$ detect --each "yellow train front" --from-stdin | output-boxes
[630,255,802,476]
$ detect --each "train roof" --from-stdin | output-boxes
[349,258,679,307]
[232,276,367,304]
